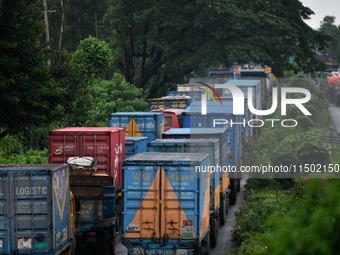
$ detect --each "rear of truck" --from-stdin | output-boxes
[48,127,125,255]
[182,101,242,204]
[122,153,211,255]
[148,139,223,233]
[0,164,72,255]
[108,112,164,144]
[162,128,231,208]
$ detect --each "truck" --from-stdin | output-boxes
[327,75,340,104]
[148,138,227,239]
[161,127,235,207]
[0,164,76,255]
[108,112,164,144]
[148,96,191,110]
[122,152,212,255]
[166,89,202,101]
[214,80,262,139]
[150,108,184,131]
[48,127,126,255]
[182,101,243,202]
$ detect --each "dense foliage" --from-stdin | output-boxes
[104,0,331,98]
[230,74,338,255]
[0,0,63,147]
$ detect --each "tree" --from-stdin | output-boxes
[104,0,331,98]
[85,74,148,127]
[71,36,113,79]
[0,0,63,148]
[46,0,109,51]
[319,16,340,65]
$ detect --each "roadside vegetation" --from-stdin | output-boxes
[227,76,340,255]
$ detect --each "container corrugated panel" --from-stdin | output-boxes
[224,79,262,137]
[108,112,164,143]
[48,127,125,189]
[0,164,71,255]
[239,70,267,107]
[148,139,220,211]
[161,128,230,195]
[125,136,148,158]
[122,153,210,254]
[182,101,242,171]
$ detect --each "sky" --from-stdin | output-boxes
[299,0,340,29]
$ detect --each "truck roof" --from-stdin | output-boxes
[124,152,209,162]
[163,127,227,135]
[150,108,184,115]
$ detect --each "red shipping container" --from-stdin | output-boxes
[48,127,125,189]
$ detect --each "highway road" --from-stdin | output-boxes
[210,176,247,255]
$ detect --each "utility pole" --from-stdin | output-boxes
[43,0,56,66]
[43,0,50,66]
[95,13,105,39]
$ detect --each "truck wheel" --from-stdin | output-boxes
[195,245,205,255]
[98,229,110,255]
[204,233,210,255]
[219,198,226,226]
[229,179,237,205]
[237,178,241,193]
[209,218,218,248]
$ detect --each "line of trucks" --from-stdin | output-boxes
[0,69,274,255]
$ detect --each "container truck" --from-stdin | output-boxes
[108,112,164,144]
[166,90,202,101]
[48,127,125,255]
[212,80,262,139]
[148,96,191,110]
[0,164,76,255]
[239,68,276,109]
[150,108,184,131]
[182,101,242,203]
[148,138,227,233]
[122,152,211,255]
[161,128,233,209]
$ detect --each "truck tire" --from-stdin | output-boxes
[209,218,218,248]
[219,198,227,226]
[204,233,210,255]
[237,178,241,193]
[229,179,237,205]
[196,245,204,255]
[98,229,110,255]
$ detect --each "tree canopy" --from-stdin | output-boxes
[104,0,332,98]
[0,0,63,141]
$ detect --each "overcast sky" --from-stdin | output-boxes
[299,0,340,29]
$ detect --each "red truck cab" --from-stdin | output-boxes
[150,108,184,131]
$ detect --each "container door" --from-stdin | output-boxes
[7,174,52,253]
[124,164,202,240]
[162,165,201,240]
[124,165,160,239]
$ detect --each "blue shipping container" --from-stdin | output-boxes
[182,101,242,171]
[122,153,211,255]
[108,112,164,143]
[0,164,72,255]
[148,139,220,211]
[124,136,148,158]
